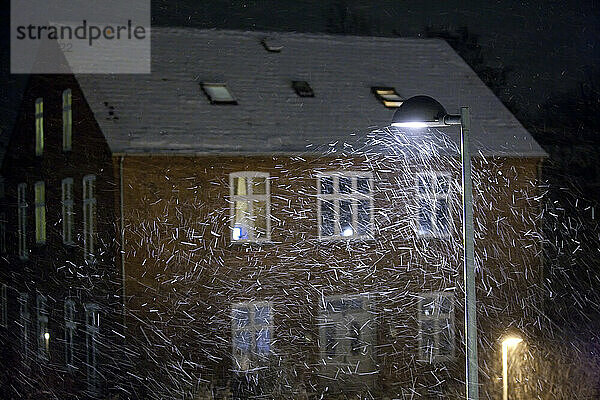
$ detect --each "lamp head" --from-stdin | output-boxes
[502,337,523,347]
[391,95,449,128]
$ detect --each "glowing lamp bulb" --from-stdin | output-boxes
[502,337,522,347]
[341,227,354,237]
[44,332,50,340]
[391,121,428,128]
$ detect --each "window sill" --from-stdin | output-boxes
[230,239,274,246]
[317,235,376,243]
[416,232,451,240]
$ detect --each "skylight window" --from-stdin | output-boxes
[372,87,403,108]
[292,81,314,97]
[201,83,237,104]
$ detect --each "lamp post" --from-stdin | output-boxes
[391,96,479,400]
[502,337,523,400]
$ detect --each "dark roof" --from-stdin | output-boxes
[74,28,546,157]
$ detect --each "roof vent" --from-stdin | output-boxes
[261,37,283,52]
[292,81,314,97]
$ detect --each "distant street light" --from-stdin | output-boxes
[502,337,523,400]
[391,95,478,400]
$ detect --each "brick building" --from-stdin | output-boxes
[0,29,546,399]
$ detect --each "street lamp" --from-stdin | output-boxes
[502,337,523,400]
[391,95,478,400]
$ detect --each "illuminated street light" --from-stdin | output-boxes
[502,336,523,400]
[391,95,478,400]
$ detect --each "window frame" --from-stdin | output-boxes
[201,82,238,104]
[17,183,28,260]
[64,299,76,370]
[19,292,29,363]
[35,98,44,156]
[316,171,374,241]
[229,171,271,243]
[318,293,374,367]
[418,291,455,363]
[62,89,72,151]
[83,175,96,261]
[62,178,74,245]
[85,303,100,392]
[34,181,46,244]
[36,293,49,360]
[415,172,452,238]
[231,301,273,372]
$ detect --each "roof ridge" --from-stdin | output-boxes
[150,26,448,46]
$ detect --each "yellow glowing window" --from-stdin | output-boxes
[371,87,403,108]
[62,89,72,151]
[230,172,270,242]
[35,98,44,156]
[34,181,46,244]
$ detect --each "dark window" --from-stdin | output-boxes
[292,81,314,97]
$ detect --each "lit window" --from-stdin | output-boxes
[35,98,44,156]
[62,178,74,245]
[34,181,46,244]
[85,303,100,392]
[17,183,28,260]
[317,172,374,240]
[64,299,76,370]
[416,173,451,237]
[63,89,72,151]
[201,83,237,104]
[418,292,455,363]
[19,292,29,363]
[0,283,7,328]
[37,294,49,360]
[229,172,270,242]
[231,301,273,372]
[83,175,96,261]
[292,80,314,97]
[371,87,403,108]
[318,294,375,374]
